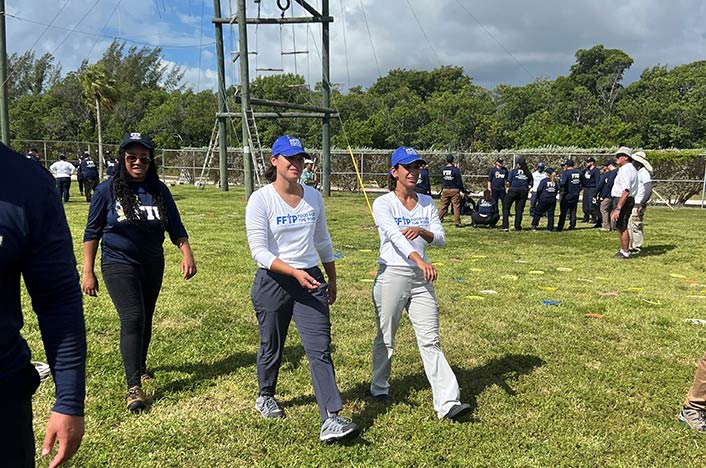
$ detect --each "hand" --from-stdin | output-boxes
[81,272,99,296]
[42,412,84,468]
[180,254,197,280]
[637,204,645,215]
[415,259,437,282]
[327,280,337,305]
[610,209,620,221]
[400,227,423,240]
[293,269,321,291]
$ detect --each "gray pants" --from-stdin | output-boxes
[628,206,645,249]
[371,265,462,418]
[251,267,343,421]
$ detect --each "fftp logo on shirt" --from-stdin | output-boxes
[276,211,316,225]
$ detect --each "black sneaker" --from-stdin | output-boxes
[443,403,471,421]
[679,407,706,431]
[320,415,359,442]
[372,393,389,403]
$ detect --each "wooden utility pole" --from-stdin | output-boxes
[213,0,229,191]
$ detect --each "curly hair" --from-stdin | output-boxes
[110,147,169,229]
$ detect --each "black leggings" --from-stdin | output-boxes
[103,260,164,388]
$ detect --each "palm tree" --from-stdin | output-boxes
[79,64,117,178]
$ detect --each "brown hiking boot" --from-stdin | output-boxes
[127,386,149,413]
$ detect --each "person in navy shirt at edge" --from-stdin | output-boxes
[471,189,500,227]
[500,157,532,231]
[580,157,601,224]
[81,132,197,413]
[487,157,509,217]
[79,152,100,202]
[414,160,432,196]
[531,167,558,231]
[0,144,86,468]
[557,159,582,231]
[438,154,467,228]
[597,160,618,231]
[245,135,359,443]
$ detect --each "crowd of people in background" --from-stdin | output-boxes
[416,147,654,258]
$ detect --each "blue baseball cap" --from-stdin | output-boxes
[391,146,426,167]
[272,135,309,157]
[537,162,545,168]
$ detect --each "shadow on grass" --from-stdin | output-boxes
[152,345,305,398]
[637,244,676,257]
[286,353,544,432]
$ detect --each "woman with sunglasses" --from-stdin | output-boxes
[81,132,197,412]
[369,146,471,421]
[245,135,358,443]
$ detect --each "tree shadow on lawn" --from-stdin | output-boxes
[152,345,306,398]
[636,244,676,257]
[286,353,544,432]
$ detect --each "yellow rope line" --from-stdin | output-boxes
[346,144,374,217]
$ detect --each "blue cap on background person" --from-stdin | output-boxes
[603,159,616,167]
[59,153,66,160]
[391,146,426,167]
[272,135,309,157]
[545,167,555,174]
[537,162,545,169]
[564,159,575,167]
[120,132,154,152]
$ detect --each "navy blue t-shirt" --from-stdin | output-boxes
[0,144,86,415]
[599,169,618,199]
[414,168,431,195]
[536,179,558,203]
[84,180,189,266]
[441,165,465,190]
[581,167,601,189]
[476,198,497,216]
[507,168,531,191]
[488,167,509,191]
[560,168,582,201]
[80,158,99,180]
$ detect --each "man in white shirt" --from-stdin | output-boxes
[529,162,547,218]
[49,153,75,203]
[628,151,653,253]
[610,147,638,259]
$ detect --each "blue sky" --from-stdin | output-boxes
[7,0,706,92]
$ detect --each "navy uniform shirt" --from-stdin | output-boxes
[0,144,86,415]
[441,165,465,191]
[84,180,189,266]
[507,168,531,191]
[80,158,99,181]
[488,167,509,192]
[414,168,431,195]
[476,198,497,216]
[581,166,601,189]
[536,178,558,203]
[560,168,582,201]
[599,169,618,199]
[106,160,117,177]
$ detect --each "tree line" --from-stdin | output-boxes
[9,42,706,153]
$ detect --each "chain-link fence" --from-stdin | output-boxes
[15,139,706,208]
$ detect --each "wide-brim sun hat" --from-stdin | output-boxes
[631,151,653,173]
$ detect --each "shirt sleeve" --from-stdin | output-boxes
[508,170,515,185]
[245,190,277,269]
[161,184,189,244]
[373,196,416,260]
[313,192,335,263]
[83,183,109,241]
[426,200,445,248]
[23,176,86,416]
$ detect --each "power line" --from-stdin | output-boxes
[337,0,351,87]
[404,0,442,68]
[197,0,206,91]
[6,13,216,49]
[50,0,105,56]
[453,0,535,81]
[357,0,381,77]
[85,0,123,61]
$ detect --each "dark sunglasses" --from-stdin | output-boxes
[402,162,423,171]
[126,154,151,164]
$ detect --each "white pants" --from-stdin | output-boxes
[371,265,462,418]
[628,206,645,249]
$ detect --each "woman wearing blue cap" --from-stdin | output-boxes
[245,135,358,443]
[81,132,197,412]
[369,146,471,421]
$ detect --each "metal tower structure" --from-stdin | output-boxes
[212,0,336,198]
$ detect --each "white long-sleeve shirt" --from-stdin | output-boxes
[611,163,638,198]
[635,167,653,205]
[373,191,445,267]
[245,183,334,269]
[49,160,75,179]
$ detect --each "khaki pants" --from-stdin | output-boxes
[685,352,706,410]
[438,188,462,226]
[599,197,615,231]
[628,205,645,249]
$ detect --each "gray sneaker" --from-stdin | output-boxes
[679,407,706,431]
[254,395,284,419]
[319,415,359,442]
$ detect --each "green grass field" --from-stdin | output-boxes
[22,184,706,467]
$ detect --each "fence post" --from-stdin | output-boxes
[161,150,166,183]
[43,141,47,164]
[701,157,706,209]
[360,151,364,184]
